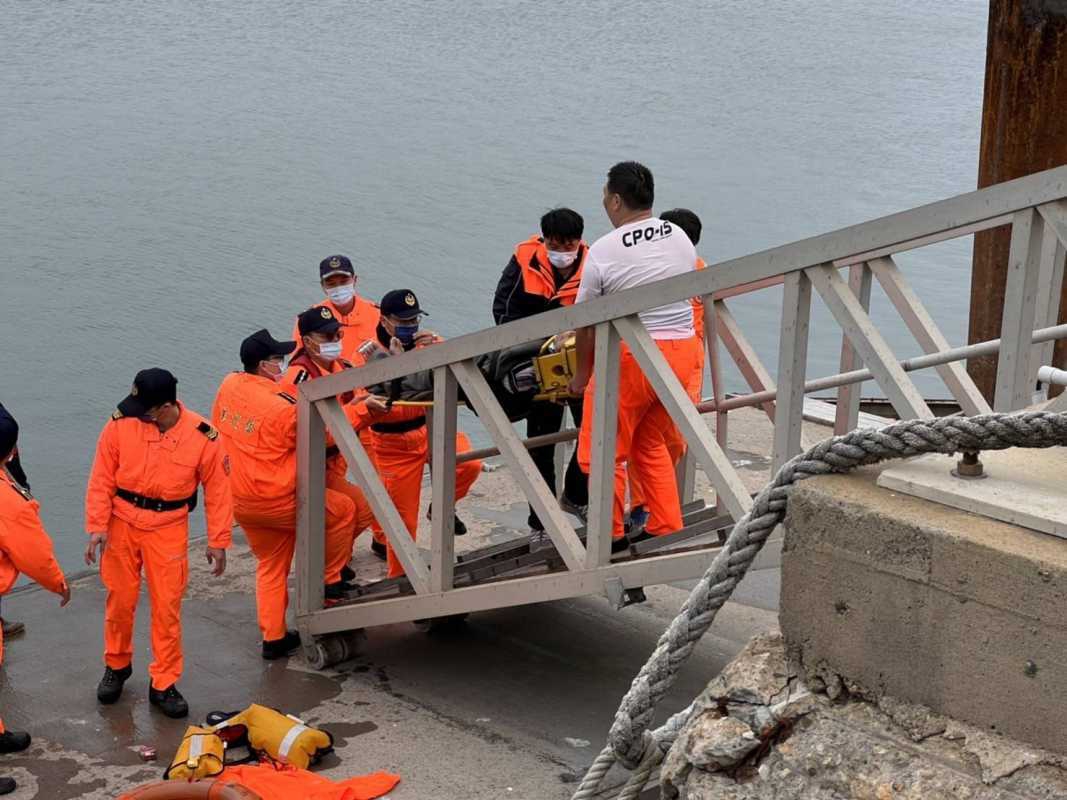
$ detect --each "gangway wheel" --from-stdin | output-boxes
[304,629,366,670]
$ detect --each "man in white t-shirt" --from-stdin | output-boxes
[569,161,702,551]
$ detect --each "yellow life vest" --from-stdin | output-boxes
[220,704,333,770]
[164,726,225,780]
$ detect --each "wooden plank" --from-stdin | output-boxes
[317,398,431,594]
[802,398,889,430]
[714,299,776,419]
[1033,201,1067,383]
[834,263,873,434]
[868,256,992,416]
[832,213,1014,267]
[807,264,933,420]
[773,271,811,472]
[451,359,587,572]
[295,395,326,618]
[613,316,752,520]
[300,166,1067,403]
[994,208,1046,411]
[429,366,458,593]
[586,322,620,568]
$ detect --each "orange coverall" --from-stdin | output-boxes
[211,373,371,641]
[0,469,68,733]
[85,403,232,691]
[578,336,702,539]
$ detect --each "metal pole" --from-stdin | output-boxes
[968,0,1067,401]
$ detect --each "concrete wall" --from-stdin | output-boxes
[780,465,1067,755]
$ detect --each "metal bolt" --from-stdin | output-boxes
[1024,660,1038,678]
[952,450,986,480]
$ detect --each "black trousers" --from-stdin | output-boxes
[526,398,587,529]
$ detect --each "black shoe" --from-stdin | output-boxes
[527,515,545,533]
[96,665,132,705]
[262,630,302,660]
[611,536,631,554]
[0,732,30,754]
[629,530,656,546]
[426,504,468,536]
[370,540,387,561]
[0,777,14,795]
[340,565,356,583]
[324,581,352,601]
[149,684,189,719]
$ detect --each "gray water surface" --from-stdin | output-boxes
[1,1,988,568]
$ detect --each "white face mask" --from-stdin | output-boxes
[547,250,578,269]
[262,361,285,383]
[317,341,342,361]
[326,283,356,305]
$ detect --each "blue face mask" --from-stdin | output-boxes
[395,324,419,345]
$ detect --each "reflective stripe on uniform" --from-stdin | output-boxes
[277,723,309,759]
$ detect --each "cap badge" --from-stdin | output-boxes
[320,308,333,319]
[329,257,341,269]
[130,384,139,396]
[404,293,416,307]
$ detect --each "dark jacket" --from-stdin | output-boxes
[492,237,587,325]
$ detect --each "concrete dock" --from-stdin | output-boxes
[0,407,811,799]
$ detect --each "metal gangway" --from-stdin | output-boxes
[293,166,1067,667]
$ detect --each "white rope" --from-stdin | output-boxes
[572,411,1067,800]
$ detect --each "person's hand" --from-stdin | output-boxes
[58,583,71,607]
[568,372,590,396]
[364,394,389,414]
[206,546,227,577]
[85,532,107,565]
[414,330,439,347]
[388,337,405,356]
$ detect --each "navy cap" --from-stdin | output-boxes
[298,305,342,336]
[319,255,355,280]
[0,403,18,459]
[379,289,427,320]
[117,368,178,418]
[240,328,296,368]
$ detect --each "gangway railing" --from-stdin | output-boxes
[294,166,1067,665]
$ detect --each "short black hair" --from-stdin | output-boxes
[660,208,702,246]
[540,208,584,241]
[606,161,654,210]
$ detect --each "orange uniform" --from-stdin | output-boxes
[0,469,67,733]
[211,373,371,641]
[85,404,232,691]
[284,350,385,549]
[291,296,380,364]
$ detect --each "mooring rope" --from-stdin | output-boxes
[572,411,1067,800]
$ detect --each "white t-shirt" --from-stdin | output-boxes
[575,216,696,339]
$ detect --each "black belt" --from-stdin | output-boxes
[371,417,427,434]
[116,487,198,513]
[325,445,340,459]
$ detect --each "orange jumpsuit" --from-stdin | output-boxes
[0,469,68,733]
[211,373,371,642]
[85,403,232,691]
[284,351,384,549]
[578,337,702,539]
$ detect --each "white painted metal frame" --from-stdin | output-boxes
[293,165,1067,641]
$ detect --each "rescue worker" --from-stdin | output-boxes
[570,162,702,550]
[0,403,28,641]
[285,307,379,569]
[0,406,70,797]
[212,330,373,659]
[85,369,233,718]
[292,255,387,558]
[361,290,482,579]
[627,208,706,531]
[492,208,589,532]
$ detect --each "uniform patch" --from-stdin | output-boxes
[276,392,297,404]
[8,481,33,501]
[111,409,125,421]
[293,370,309,384]
[196,421,219,441]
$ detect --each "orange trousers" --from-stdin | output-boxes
[371,429,482,578]
[326,466,378,561]
[101,516,189,690]
[579,336,702,538]
[235,489,355,642]
[629,343,705,510]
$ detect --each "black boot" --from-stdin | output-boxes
[324,581,351,601]
[0,731,30,754]
[149,684,189,719]
[370,540,387,561]
[426,504,467,535]
[0,776,14,795]
[611,536,631,554]
[340,564,356,583]
[96,665,132,705]
[262,630,302,660]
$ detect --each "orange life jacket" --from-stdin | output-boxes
[514,236,587,307]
